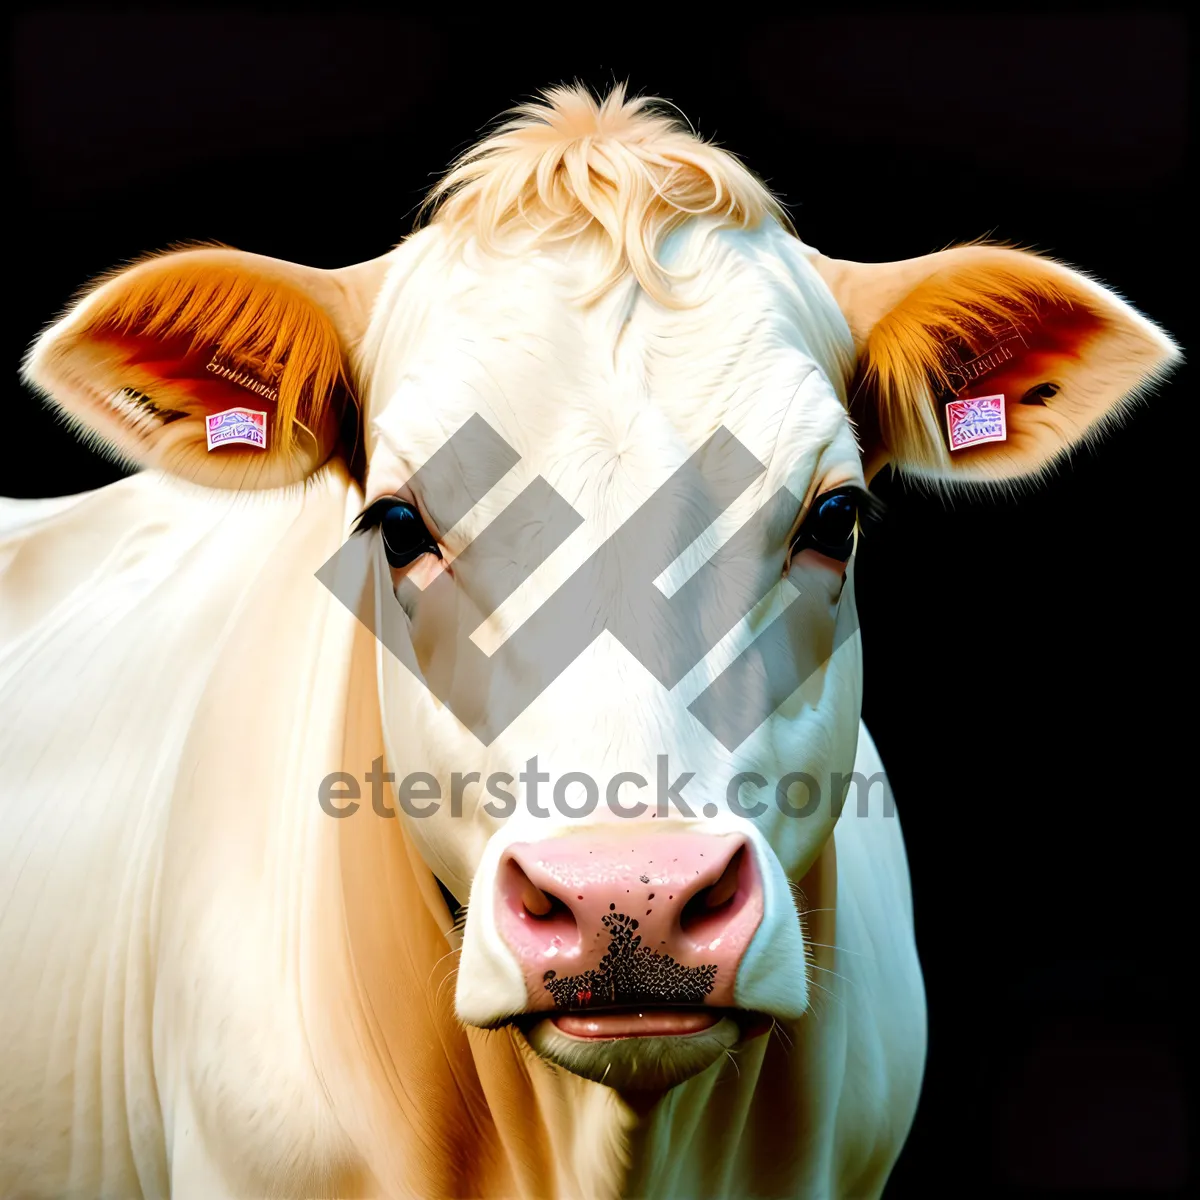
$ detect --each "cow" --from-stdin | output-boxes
[0,85,1179,1198]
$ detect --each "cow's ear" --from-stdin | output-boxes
[810,245,1181,484]
[23,246,391,490]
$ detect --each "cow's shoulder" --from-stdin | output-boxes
[0,466,364,1198]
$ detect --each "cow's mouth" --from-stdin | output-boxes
[550,1006,722,1039]
[516,1007,769,1092]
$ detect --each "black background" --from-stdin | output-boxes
[7,8,1193,1196]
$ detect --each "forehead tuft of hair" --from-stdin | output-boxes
[421,83,789,306]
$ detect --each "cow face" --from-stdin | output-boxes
[25,88,1177,1093]
[349,217,866,1090]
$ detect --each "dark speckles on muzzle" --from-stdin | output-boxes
[542,910,718,1009]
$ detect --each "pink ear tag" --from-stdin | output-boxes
[946,394,1007,452]
[205,407,268,451]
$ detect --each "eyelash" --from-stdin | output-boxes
[833,485,886,528]
[788,485,886,562]
[352,496,409,535]
[353,496,443,568]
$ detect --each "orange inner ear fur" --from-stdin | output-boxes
[853,258,1105,472]
[103,333,275,412]
[942,301,1100,458]
[81,256,348,452]
[948,301,1103,398]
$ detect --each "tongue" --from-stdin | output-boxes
[552,1010,720,1038]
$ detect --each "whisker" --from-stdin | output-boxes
[427,947,462,998]
[769,1018,794,1054]
[807,962,856,987]
[804,975,847,1016]
[805,941,873,959]
[427,945,462,983]
[433,964,461,1009]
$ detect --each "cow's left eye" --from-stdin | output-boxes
[353,497,441,569]
[790,486,878,563]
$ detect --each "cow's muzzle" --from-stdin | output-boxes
[495,831,763,1016]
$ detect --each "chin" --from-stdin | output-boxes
[522,1008,764,1092]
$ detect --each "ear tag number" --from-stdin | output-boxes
[946,394,1007,451]
[205,407,268,451]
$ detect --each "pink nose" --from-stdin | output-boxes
[495,832,763,1013]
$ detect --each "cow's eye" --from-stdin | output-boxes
[790,486,880,563]
[353,497,441,569]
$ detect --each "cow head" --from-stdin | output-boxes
[24,87,1178,1094]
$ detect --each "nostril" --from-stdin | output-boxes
[704,847,744,911]
[501,857,579,942]
[519,877,553,917]
[524,889,574,924]
[680,846,747,936]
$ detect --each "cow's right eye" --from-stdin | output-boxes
[354,498,442,569]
